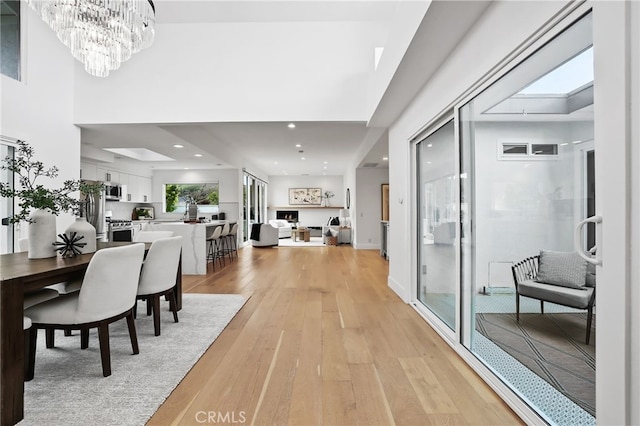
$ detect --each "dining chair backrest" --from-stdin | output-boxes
[138,236,183,295]
[134,231,174,243]
[229,223,238,235]
[220,223,230,237]
[208,226,222,240]
[18,238,28,252]
[76,244,145,323]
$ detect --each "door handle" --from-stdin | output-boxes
[574,215,602,265]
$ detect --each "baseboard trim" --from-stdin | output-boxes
[354,243,379,250]
[388,275,409,303]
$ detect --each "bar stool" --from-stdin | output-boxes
[206,226,223,270]
[219,223,231,263]
[226,223,239,260]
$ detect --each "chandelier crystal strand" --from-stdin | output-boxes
[26,0,155,77]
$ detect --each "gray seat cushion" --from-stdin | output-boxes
[518,280,594,309]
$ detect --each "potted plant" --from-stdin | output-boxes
[322,190,334,207]
[0,140,88,258]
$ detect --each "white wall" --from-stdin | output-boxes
[73,21,388,124]
[268,175,343,227]
[355,167,388,249]
[0,7,80,239]
[387,0,571,302]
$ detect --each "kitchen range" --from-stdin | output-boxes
[107,219,133,241]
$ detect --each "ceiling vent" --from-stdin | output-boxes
[363,163,379,168]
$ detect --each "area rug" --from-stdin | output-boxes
[476,312,595,416]
[21,293,246,426]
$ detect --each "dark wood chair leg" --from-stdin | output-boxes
[25,327,37,381]
[168,291,179,323]
[45,328,55,348]
[133,300,138,319]
[540,300,544,314]
[586,306,594,345]
[146,298,152,316]
[64,330,72,337]
[516,294,520,321]
[126,310,139,355]
[97,323,111,377]
[26,327,38,381]
[81,328,89,349]
[152,295,161,336]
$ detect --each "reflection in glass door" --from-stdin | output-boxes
[417,120,457,330]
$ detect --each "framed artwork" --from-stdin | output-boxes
[381,184,389,221]
[289,187,322,205]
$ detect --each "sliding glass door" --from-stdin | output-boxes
[0,143,15,254]
[459,12,596,424]
[243,172,267,243]
[416,120,457,332]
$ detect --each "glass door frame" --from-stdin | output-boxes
[411,113,460,344]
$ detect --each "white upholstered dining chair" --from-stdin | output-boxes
[136,236,183,336]
[24,244,145,379]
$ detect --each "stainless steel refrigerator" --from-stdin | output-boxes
[81,180,106,241]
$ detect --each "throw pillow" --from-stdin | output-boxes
[325,229,332,237]
[536,250,587,289]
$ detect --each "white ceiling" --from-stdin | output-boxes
[81,121,388,175]
[79,0,402,175]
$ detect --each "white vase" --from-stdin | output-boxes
[321,200,326,207]
[27,209,57,259]
[65,217,97,254]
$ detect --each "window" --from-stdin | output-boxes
[163,183,219,214]
[1,0,21,80]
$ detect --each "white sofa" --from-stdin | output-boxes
[268,220,293,239]
[251,223,279,247]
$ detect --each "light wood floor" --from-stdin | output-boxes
[149,244,523,425]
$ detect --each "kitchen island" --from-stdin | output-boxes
[145,221,228,275]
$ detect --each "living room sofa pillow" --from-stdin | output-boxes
[536,250,587,289]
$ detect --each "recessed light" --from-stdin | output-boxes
[274,161,278,165]
[323,172,326,175]
[173,144,184,148]
[323,166,327,169]
[427,143,433,148]
[323,161,328,164]
[301,157,306,160]
[560,143,569,146]
[382,157,388,161]
[288,123,296,129]
[194,154,203,157]
[184,167,189,170]
[427,161,432,164]
[572,140,583,144]
[295,144,302,148]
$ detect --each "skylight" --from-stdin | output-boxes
[103,148,175,162]
[518,46,593,95]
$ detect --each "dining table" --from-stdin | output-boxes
[0,241,182,426]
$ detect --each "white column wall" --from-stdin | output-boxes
[0,7,80,236]
[355,167,388,249]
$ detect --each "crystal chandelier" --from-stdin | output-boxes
[26,0,156,77]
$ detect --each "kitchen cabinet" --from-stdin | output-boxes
[96,167,120,184]
[126,175,152,203]
[80,162,97,181]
